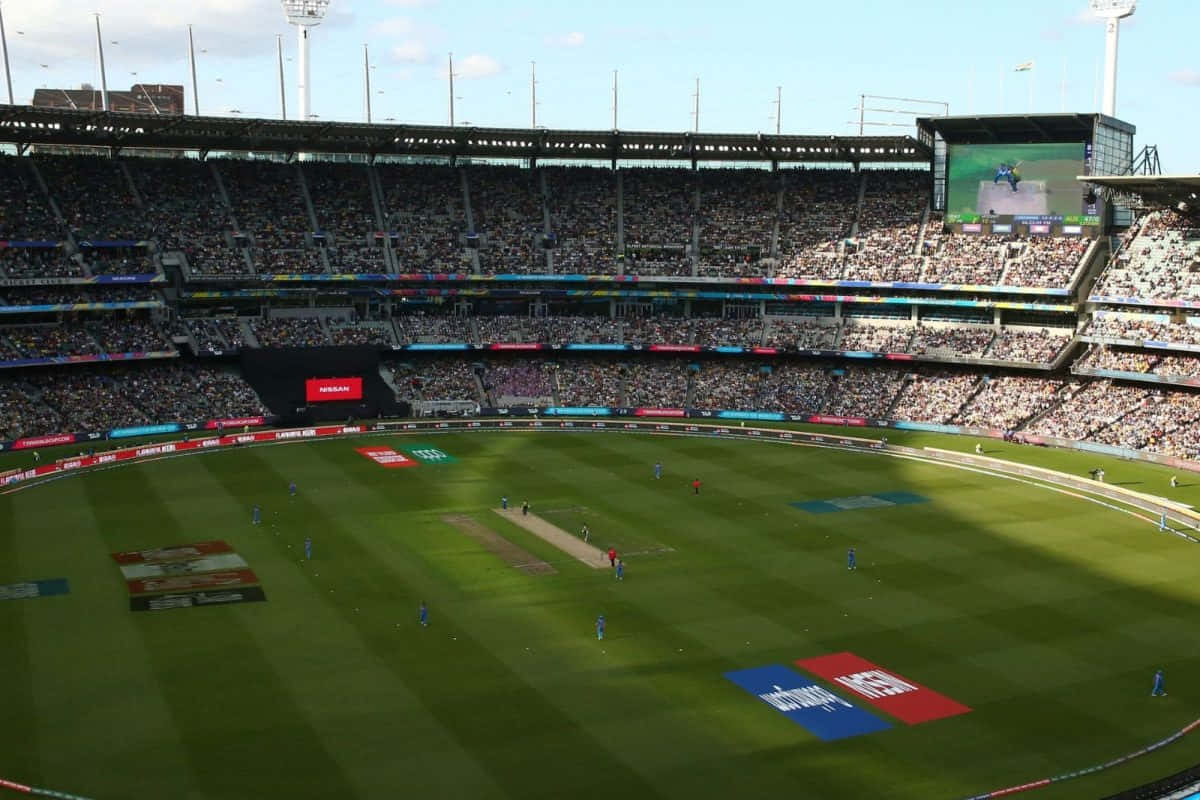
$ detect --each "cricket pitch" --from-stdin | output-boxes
[492,508,609,569]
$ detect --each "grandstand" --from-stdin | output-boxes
[1,106,1197,465]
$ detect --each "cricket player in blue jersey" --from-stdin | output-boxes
[252,505,261,525]
[847,547,856,571]
[419,601,429,627]
[596,615,605,640]
[1152,669,1167,696]
[654,462,663,480]
[304,536,312,560]
[616,560,624,581]
[289,480,297,498]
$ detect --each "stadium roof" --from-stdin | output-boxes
[917,113,1134,144]
[1080,174,1200,211]
[0,105,930,164]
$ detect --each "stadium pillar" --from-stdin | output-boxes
[94,15,109,112]
[298,25,310,122]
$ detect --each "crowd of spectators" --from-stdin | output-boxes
[838,324,913,354]
[623,168,695,250]
[986,327,1069,364]
[9,363,265,437]
[909,325,993,358]
[127,156,232,264]
[0,156,62,240]
[1092,210,1200,302]
[757,364,833,413]
[377,164,467,272]
[326,246,388,274]
[0,380,63,440]
[305,162,379,246]
[555,360,623,406]
[329,322,396,347]
[37,155,144,241]
[823,367,906,418]
[393,312,474,344]
[890,371,979,423]
[407,360,478,402]
[1085,314,1200,346]
[1077,345,1200,379]
[842,170,928,282]
[623,360,691,407]
[953,375,1066,431]
[218,159,311,251]
[922,234,1008,285]
[483,361,554,404]
[1028,380,1151,443]
[1,248,83,278]
[623,316,693,346]
[697,168,777,269]
[82,246,158,277]
[764,318,839,349]
[251,318,330,348]
[545,167,617,273]
[469,166,547,274]
[526,315,618,344]
[691,317,765,347]
[1001,236,1090,288]
[776,169,858,278]
[3,324,101,358]
[690,361,767,410]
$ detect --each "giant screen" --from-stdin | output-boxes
[946,142,1092,224]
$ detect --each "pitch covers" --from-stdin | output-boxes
[112,540,266,612]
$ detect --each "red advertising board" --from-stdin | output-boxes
[795,652,971,725]
[355,446,418,469]
[112,540,234,565]
[634,408,686,417]
[127,568,260,595]
[305,377,363,403]
[203,416,266,430]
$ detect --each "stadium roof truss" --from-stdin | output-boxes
[916,113,1133,145]
[0,106,931,164]
[1080,175,1200,215]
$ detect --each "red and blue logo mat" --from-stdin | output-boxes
[724,665,892,740]
[727,653,971,740]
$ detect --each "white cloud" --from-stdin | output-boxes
[454,54,502,80]
[1170,69,1200,87]
[391,40,430,64]
[376,17,415,37]
[3,0,347,65]
[546,31,585,47]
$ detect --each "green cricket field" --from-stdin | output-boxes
[2,427,1198,800]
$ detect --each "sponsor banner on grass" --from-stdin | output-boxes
[795,652,971,725]
[126,569,260,596]
[355,446,419,468]
[119,553,250,581]
[724,665,891,741]
[402,444,457,464]
[131,585,267,612]
[112,540,234,565]
[0,578,70,601]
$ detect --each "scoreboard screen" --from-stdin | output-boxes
[945,142,1095,224]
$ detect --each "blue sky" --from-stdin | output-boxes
[3,0,1198,171]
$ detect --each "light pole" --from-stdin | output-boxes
[0,2,14,105]
[447,52,458,126]
[277,34,287,119]
[1089,0,1135,117]
[187,24,200,115]
[280,0,331,122]
[530,60,537,128]
[363,43,371,123]
[94,14,109,111]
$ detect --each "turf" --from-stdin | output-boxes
[2,429,1199,800]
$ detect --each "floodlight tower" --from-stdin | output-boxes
[280,0,330,122]
[1089,0,1136,117]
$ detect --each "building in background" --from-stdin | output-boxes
[32,84,184,115]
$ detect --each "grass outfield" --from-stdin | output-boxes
[2,428,1200,799]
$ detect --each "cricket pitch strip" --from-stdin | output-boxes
[443,514,557,575]
[492,508,609,569]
